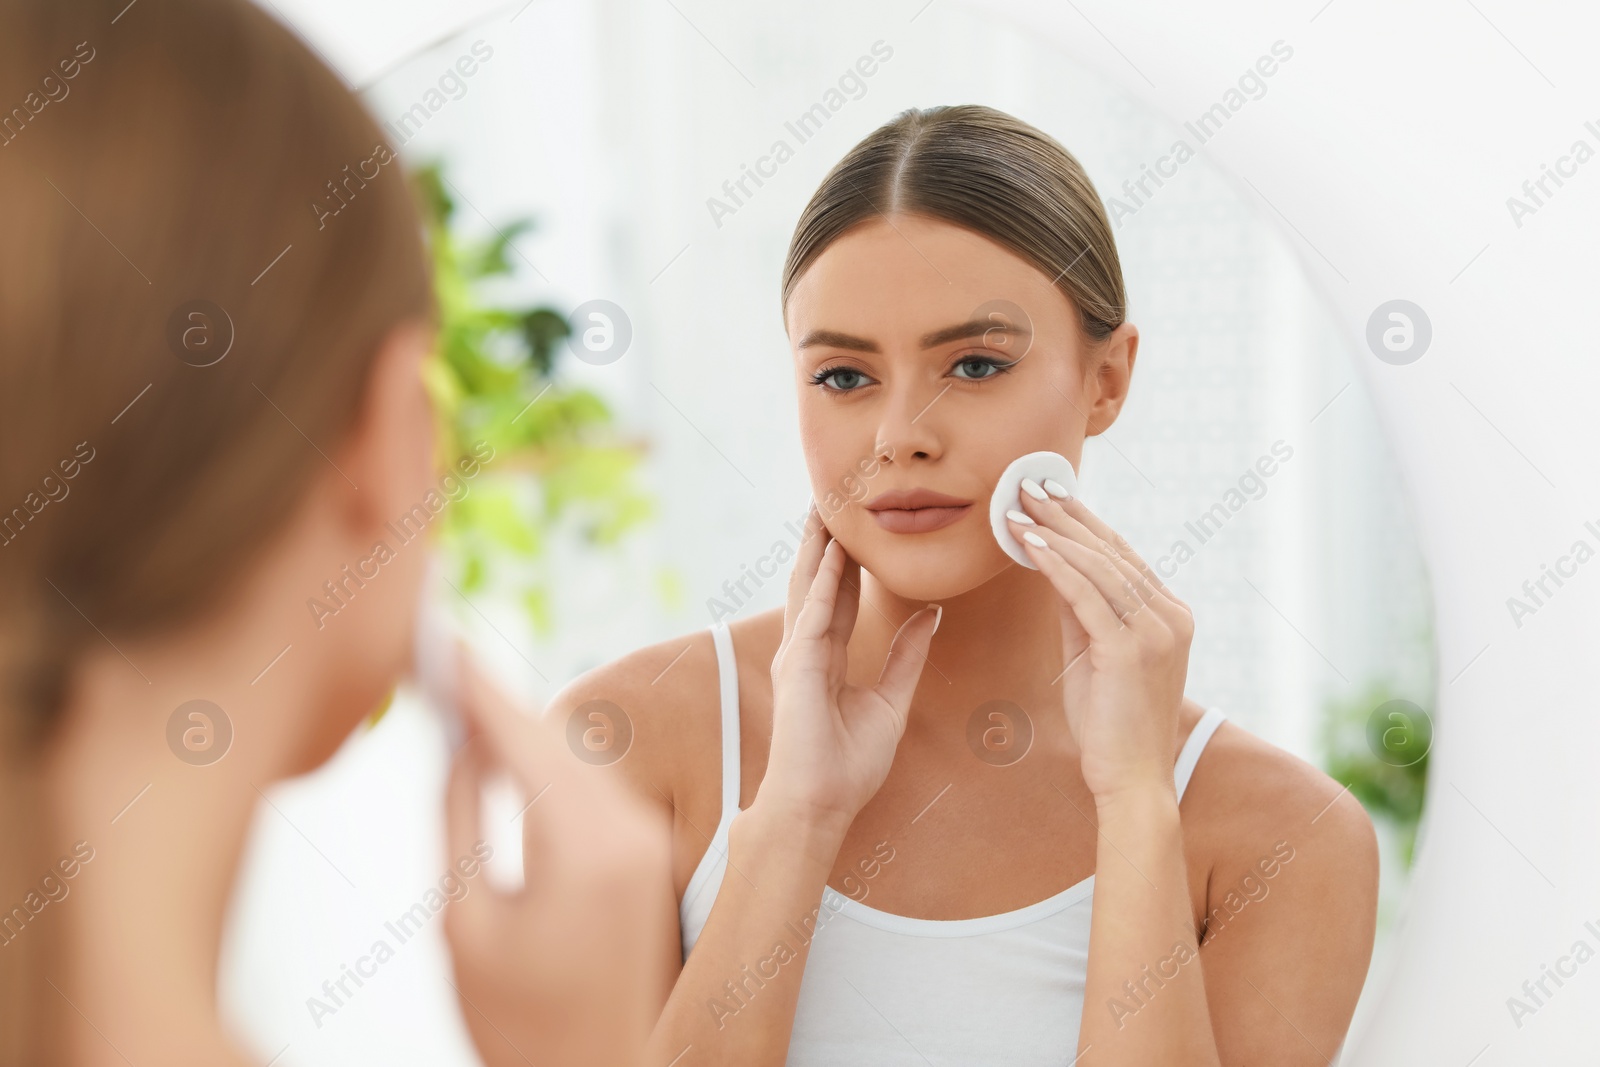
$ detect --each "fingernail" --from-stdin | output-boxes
[1020,477,1047,500]
[1005,509,1035,526]
[1043,479,1072,500]
[930,604,943,634]
[1022,531,1048,549]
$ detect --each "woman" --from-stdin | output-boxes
[555,105,1379,1064]
[0,1,668,1064]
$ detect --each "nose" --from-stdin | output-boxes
[874,378,947,464]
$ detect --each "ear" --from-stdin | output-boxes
[331,319,438,542]
[1085,321,1138,437]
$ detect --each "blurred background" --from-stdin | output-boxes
[219,0,1436,1061]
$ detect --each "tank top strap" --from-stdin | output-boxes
[708,622,742,821]
[1174,706,1227,802]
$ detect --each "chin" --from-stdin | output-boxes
[294,656,404,776]
[841,521,1013,602]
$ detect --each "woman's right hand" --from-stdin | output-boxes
[441,651,673,1067]
[756,506,942,837]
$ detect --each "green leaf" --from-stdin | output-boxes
[408,160,658,640]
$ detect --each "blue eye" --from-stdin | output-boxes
[812,366,875,392]
[951,356,1013,380]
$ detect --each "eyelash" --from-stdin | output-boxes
[809,354,1018,392]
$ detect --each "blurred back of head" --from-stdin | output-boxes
[0,0,432,1058]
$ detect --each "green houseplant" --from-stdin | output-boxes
[411,161,653,635]
[1321,680,1432,864]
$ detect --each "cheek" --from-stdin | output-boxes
[796,397,869,496]
[995,377,1080,451]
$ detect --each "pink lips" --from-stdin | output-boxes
[863,488,974,534]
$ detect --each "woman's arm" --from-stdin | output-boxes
[646,506,939,1066]
[1188,756,1378,1063]
[1007,488,1377,1064]
[1084,755,1377,1063]
[1082,781,1220,1062]
[646,800,848,1064]
[442,655,675,1067]
[1007,486,1210,1062]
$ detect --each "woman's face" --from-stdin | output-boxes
[295,320,442,770]
[784,214,1133,602]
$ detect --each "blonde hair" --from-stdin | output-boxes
[782,104,1126,347]
[0,0,433,1058]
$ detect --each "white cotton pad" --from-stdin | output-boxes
[988,450,1080,569]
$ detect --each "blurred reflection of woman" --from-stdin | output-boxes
[0,2,668,1065]
[558,105,1379,1065]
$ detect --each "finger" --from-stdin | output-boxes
[445,741,486,878]
[792,538,846,645]
[874,604,941,714]
[1016,494,1180,616]
[1021,500,1162,612]
[781,503,830,650]
[1014,524,1140,638]
[1013,518,1144,620]
[443,742,505,928]
[1016,491,1151,607]
[1099,546,1183,626]
[1016,485,1099,553]
[1078,534,1187,630]
[454,653,531,763]
[455,656,573,851]
[826,544,862,647]
[1046,491,1177,601]
[519,764,558,898]
[453,645,484,750]
[463,656,571,779]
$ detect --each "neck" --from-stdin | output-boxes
[41,572,342,1065]
[851,560,1066,726]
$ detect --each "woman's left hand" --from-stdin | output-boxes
[1006,482,1194,801]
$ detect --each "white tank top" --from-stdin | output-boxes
[679,622,1229,1065]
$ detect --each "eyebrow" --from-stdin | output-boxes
[796,319,1029,353]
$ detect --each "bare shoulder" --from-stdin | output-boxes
[543,625,726,815]
[1179,713,1380,1058]
[1183,712,1379,904]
